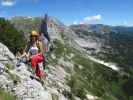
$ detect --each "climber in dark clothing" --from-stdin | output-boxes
[16,48,28,66]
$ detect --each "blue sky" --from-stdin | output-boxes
[0,0,133,26]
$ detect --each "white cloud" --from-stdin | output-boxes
[1,0,15,6]
[83,14,101,22]
[72,14,102,25]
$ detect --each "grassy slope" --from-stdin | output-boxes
[49,38,132,100]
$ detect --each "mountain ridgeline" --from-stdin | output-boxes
[0,16,133,100]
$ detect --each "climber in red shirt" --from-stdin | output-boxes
[27,31,45,79]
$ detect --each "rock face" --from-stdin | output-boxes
[70,25,103,55]
[0,43,16,66]
[0,42,71,100]
[47,17,84,52]
[0,63,54,100]
[12,64,53,100]
[48,16,77,39]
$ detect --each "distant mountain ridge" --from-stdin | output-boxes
[70,24,133,34]
[10,16,133,38]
